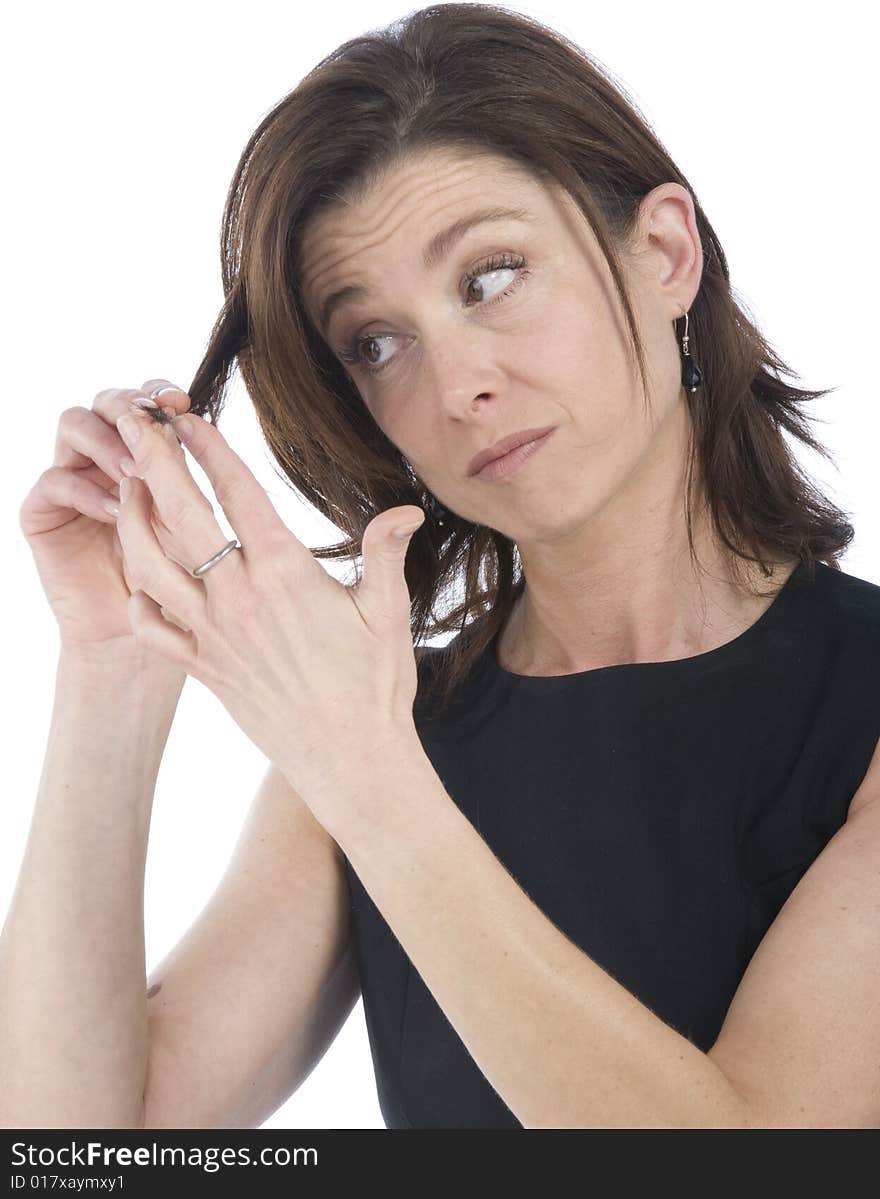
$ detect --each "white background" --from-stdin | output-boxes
[3,0,877,1129]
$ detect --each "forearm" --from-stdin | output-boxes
[0,648,185,1128]
[326,734,757,1130]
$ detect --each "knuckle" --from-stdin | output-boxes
[212,473,249,510]
[39,464,62,487]
[17,487,35,523]
[97,388,148,420]
[161,489,192,530]
[92,388,121,405]
[222,549,250,591]
[208,557,251,610]
[58,406,90,431]
[95,387,138,408]
[134,443,159,473]
[141,378,188,402]
[162,480,213,531]
[247,562,277,597]
[126,568,146,595]
[249,552,290,598]
[139,565,165,597]
[154,477,189,525]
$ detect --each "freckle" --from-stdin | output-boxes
[147,982,163,998]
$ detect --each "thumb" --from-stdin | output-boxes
[357,506,425,614]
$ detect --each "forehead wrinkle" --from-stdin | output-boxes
[302,166,473,299]
[315,207,534,338]
[304,161,536,337]
[421,205,536,272]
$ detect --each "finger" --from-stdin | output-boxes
[127,588,200,676]
[139,378,191,413]
[115,475,206,633]
[21,464,123,533]
[56,383,185,478]
[169,412,294,559]
[55,388,149,474]
[115,400,237,579]
[57,383,191,474]
[357,506,425,619]
[54,406,138,486]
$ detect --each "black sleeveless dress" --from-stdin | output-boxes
[342,560,880,1129]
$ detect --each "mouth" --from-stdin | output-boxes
[467,425,557,478]
[470,426,557,482]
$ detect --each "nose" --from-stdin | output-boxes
[418,324,501,416]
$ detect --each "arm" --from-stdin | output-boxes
[323,727,880,1129]
[0,647,185,1128]
[0,650,360,1130]
[708,778,880,1129]
[142,761,359,1129]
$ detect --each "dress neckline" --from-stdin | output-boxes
[484,558,808,689]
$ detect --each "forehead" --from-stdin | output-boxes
[297,149,552,324]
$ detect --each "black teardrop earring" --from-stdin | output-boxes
[679,310,703,393]
[426,492,448,528]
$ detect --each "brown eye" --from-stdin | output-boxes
[362,338,383,366]
[339,251,528,375]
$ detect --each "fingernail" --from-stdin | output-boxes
[117,413,141,448]
[119,477,132,502]
[119,455,138,477]
[101,496,120,517]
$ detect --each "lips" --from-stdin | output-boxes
[467,425,557,477]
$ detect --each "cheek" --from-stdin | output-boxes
[516,299,651,459]
[511,300,610,402]
[512,270,610,377]
[356,386,404,447]
[360,398,428,484]
[543,285,643,416]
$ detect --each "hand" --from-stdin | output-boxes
[112,392,426,820]
[18,379,193,662]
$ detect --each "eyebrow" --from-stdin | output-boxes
[316,205,535,339]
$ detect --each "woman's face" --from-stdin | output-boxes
[298,148,699,543]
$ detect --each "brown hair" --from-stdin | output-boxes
[184,3,853,717]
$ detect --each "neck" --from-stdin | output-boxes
[496,408,796,677]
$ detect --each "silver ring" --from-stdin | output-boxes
[191,539,241,578]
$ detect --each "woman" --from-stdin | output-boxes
[8,4,880,1129]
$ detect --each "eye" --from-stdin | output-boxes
[338,252,529,376]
